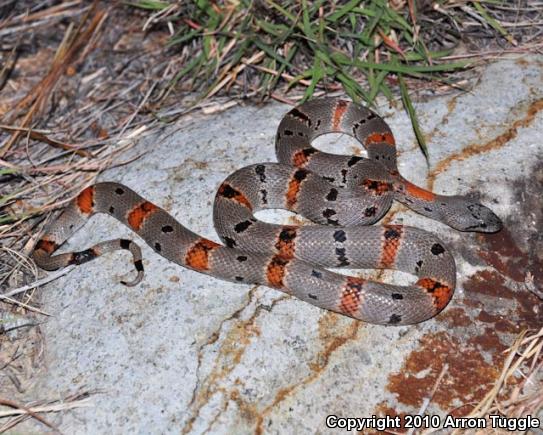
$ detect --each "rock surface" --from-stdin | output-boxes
[31,56,542,434]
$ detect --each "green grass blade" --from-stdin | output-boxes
[0,168,18,176]
[367,69,388,105]
[337,72,369,103]
[383,4,412,33]
[287,67,314,90]
[302,57,324,101]
[252,39,296,70]
[404,48,454,62]
[326,0,360,23]
[269,45,298,90]
[265,0,297,24]
[170,52,205,87]
[398,74,428,161]
[257,19,289,37]
[472,2,516,45]
[351,7,379,18]
[353,59,470,74]
[167,28,200,47]
[125,0,169,10]
[301,0,315,40]
[361,3,384,43]
[379,80,394,101]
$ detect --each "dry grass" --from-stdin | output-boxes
[0,1,181,429]
[0,390,97,433]
[451,327,543,434]
[413,327,543,435]
[129,0,543,155]
[0,0,542,431]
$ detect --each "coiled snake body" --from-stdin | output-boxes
[33,98,502,325]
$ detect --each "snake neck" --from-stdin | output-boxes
[391,174,502,233]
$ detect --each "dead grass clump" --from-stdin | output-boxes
[451,327,543,435]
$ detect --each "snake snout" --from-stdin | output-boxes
[454,202,503,233]
[440,196,502,233]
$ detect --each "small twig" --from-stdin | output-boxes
[117,81,157,139]
[0,390,97,433]
[409,363,448,435]
[248,63,313,87]
[201,99,242,115]
[0,125,92,158]
[524,272,542,299]
[206,50,265,99]
[1,266,75,300]
[0,398,59,433]
[0,293,51,316]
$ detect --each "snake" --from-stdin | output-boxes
[32,97,502,325]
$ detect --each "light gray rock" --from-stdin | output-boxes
[30,56,542,434]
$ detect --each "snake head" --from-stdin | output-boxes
[443,197,503,233]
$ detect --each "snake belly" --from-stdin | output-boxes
[32,97,502,325]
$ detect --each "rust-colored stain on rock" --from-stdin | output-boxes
[373,403,409,431]
[387,331,503,408]
[475,310,517,333]
[467,160,543,329]
[468,326,509,354]
[477,161,543,292]
[476,228,529,283]
[428,98,543,189]
[382,156,543,415]
[182,287,266,435]
[463,270,541,330]
[464,269,517,299]
[437,307,471,328]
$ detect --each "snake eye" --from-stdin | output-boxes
[463,203,502,232]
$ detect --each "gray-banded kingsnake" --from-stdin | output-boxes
[33,97,502,325]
